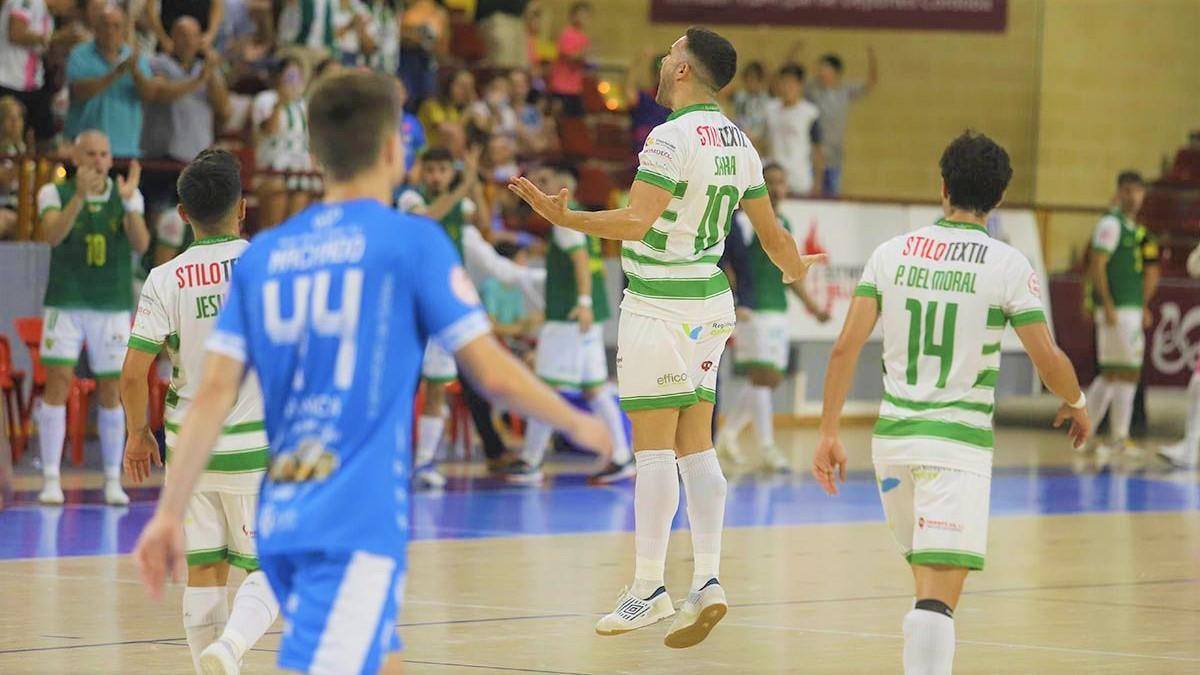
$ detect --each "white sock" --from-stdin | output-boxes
[748,386,774,447]
[722,386,754,436]
[903,608,955,675]
[589,386,631,465]
[1111,382,1137,442]
[183,586,229,673]
[220,570,279,660]
[677,449,727,590]
[521,417,554,466]
[415,415,445,467]
[632,449,678,598]
[1182,373,1200,452]
[1085,377,1114,436]
[97,406,125,481]
[36,404,66,479]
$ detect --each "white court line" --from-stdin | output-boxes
[719,620,1200,664]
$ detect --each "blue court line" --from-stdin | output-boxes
[0,467,1196,561]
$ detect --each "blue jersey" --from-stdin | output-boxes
[207,198,489,561]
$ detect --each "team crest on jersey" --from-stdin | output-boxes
[269,438,340,483]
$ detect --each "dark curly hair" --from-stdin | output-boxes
[939,131,1012,214]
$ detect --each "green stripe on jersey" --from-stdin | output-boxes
[635,169,676,193]
[128,334,162,354]
[881,392,994,415]
[873,417,994,450]
[673,181,688,198]
[205,448,269,473]
[166,420,265,434]
[641,228,669,252]
[853,283,881,300]
[1009,309,1046,326]
[621,249,721,267]
[975,369,999,388]
[660,209,678,222]
[626,271,730,300]
[982,342,1001,355]
[744,183,768,199]
[986,306,1005,328]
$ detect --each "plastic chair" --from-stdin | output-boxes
[14,316,94,466]
[0,336,26,462]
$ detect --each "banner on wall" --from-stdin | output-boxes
[649,0,1007,32]
[777,200,1050,350]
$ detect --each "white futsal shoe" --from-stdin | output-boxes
[664,578,728,649]
[38,477,64,505]
[762,444,792,473]
[716,426,747,465]
[595,586,675,636]
[199,637,241,675]
[1159,440,1198,469]
[104,479,130,506]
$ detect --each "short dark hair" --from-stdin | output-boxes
[762,161,785,175]
[307,70,400,181]
[819,54,844,73]
[176,149,242,228]
[1117,170,1145,188]
[420,147,454,165]
[685,26,737,91]
[939,131,1012,214]
[549,161,579,183]
[743,61,766,79]
[494,241,523,259]
[778,63,806,82]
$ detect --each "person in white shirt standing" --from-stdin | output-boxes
[765,63,822,196]
[509,27,821,648]
[121,149,280,675]
[0,0,54,144]
[812,131,1090,674]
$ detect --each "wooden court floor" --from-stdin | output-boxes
[0,427,1198,674]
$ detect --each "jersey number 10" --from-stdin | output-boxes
[263,268,364,390]
[904,299,958,389]
[693,185,740,253]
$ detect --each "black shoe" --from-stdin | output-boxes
[505,460,544,484]
[588,460,636,485]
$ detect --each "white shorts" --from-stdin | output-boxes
[422,340,457,383]
[535,321,608,391]
[734,310,789,373]
[184,491,260,570]
[616,311,734,411]
[875,463,990,571]
[40,308,131,378]
[1095,307,1144,371]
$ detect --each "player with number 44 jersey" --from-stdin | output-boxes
[510,27,823,649]
[813,132,1090,675]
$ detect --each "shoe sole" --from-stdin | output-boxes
[595,611,674,636]
[38,497,64,505]
[198,651,237,675]
[588,470,635,485]
[663,602,728,649]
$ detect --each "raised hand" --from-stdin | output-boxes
[507,176,570,226]
[76,165,106,194]
[117,160,141,201]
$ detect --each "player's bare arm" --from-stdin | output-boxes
[456,334,612,463]
[134,352,244,599]
[1013,322,1090,449]
[812,295,878,495]
[1088,250,1117,325]
[119,347,163,483]
[1143,259,1161,328]
[119,160,151,254]
[508,177,673,241]
[567,245,594,332]
[790,280,830,322]
[740,194,826,283]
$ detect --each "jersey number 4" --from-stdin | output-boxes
[904,299,958,388]
[263,268,364,390]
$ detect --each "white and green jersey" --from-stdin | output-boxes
[623,102,767,323]
[855,219,1047,476]
[129,235,267,494]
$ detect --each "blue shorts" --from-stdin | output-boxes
[259,550,407,675]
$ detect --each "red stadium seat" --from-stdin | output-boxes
[0,336,26,463]
[581,75,608,115]
[558,117,593,158]
[591,120,634,163]
[576,164,616,209]
[449,16,486,63]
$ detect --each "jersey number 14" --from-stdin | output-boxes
[904,299,958,388]
[263,268,364,390]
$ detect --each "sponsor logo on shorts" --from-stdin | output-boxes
[918,516,963,532]
[657,372,689,387]
[880,477,901,493]
[708,321,735,338]
[701,360,713,372]
[242,524,256,539]
[682,323,703,340]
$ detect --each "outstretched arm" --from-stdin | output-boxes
[740,194,825,283]
[812,295,877,495]
[508,176,672,242]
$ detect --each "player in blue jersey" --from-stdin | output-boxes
[132,70,611,675]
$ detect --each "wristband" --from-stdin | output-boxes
[122,192,145,215]
[1067,392,1086,410]
[576,295,593,308]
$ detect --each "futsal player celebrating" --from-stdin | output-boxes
[120,150,279,673]
[133,70,610,675]
[510,27,822,648]
[812,131,1090,674]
